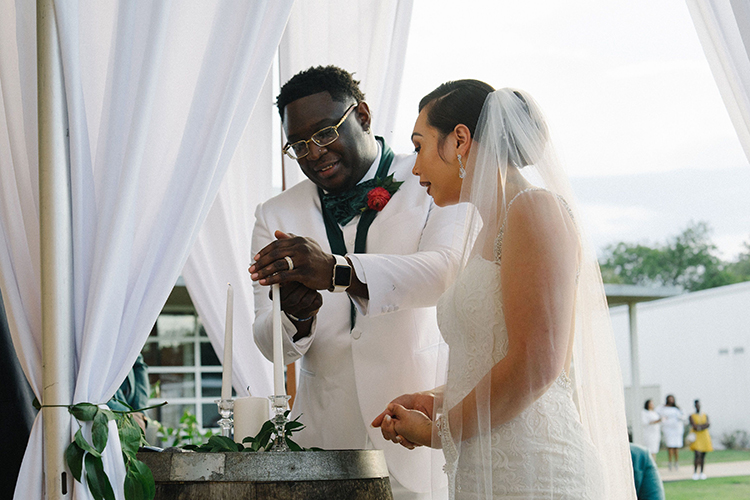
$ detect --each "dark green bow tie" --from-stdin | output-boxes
[321,179,380,226]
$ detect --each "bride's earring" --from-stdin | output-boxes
[457,154,466,179]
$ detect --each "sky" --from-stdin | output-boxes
[389,0,750,259]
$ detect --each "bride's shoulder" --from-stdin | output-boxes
[505,187,569,224]
[498,187,579,254]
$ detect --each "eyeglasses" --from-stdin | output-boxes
[283,104,357,160]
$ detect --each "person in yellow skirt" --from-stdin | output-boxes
[689,399,713,480]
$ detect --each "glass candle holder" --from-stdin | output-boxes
[268,394,291,451]
[215,398,235,438]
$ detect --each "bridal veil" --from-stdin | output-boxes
[431,88,636,499]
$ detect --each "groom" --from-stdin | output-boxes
[250,66,459,499]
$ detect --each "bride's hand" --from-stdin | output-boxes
[376,404,433,449]
[371,391,437,428]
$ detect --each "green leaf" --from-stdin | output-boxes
[285,436,302,451]
[118,416,143,461]
[133,459,156,499]
[123,472,143,500]
[255,424,274,450]
[75,428,100,458]
[64,441,85,482]
[91,411,110,454]
[258,420,275,435]
[99,408,117,421]
[70,402,99,421]
[84,453,115,500]
[240,436,262,452]
[207,435,241,452]
[124,459,155,500]
[285,421,304,431]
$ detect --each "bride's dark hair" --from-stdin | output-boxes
[419,79,495,140]
[419,81,548,167]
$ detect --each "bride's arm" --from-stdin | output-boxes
[446,191,580,443]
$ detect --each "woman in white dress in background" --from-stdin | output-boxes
[658,394,685,470]
[641,399,662,460]
[372,81,635,499]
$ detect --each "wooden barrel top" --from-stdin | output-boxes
[137,449,391,483]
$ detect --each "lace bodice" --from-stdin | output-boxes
[435,189,604,499]
[438,187,577,409]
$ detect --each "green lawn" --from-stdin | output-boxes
[664,475,750,500]
[655,449,750,468]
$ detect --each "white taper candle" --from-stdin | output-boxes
[221,283,233,400]
[272,283,285,396]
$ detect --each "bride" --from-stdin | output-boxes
[372,82,636,499]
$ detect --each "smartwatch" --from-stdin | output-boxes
[329,254,352,293]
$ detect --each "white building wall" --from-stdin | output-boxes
[610,281,750,448]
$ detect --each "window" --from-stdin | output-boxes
[142,282,228,431]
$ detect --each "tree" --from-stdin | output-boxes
[599,222,740,292]
[726,241,750,282]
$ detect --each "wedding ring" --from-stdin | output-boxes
[284,256,294,271]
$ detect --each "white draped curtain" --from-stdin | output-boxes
[687,0,750,163]
[0,1,292,498]
[181,77,277,399]
[183,0,415,399]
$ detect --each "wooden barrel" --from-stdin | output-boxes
[136,449,393,500]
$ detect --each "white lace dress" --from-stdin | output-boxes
[436,193,605,499]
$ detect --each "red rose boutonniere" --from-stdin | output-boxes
[367,187,391,211]
[366,173,403,212]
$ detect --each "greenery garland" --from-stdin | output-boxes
[35,399,165,500]
[34,401,317,500]
[182,410,320,453]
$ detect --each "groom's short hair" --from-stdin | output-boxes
[276,65,366,120]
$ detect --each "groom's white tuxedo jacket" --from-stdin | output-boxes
[253,151,460,493]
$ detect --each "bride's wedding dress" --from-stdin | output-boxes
[436,190,605,499]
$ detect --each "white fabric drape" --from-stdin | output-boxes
[183,0,415,400]
[279,0,414,187]
[181,76,277,400]
[0,1,292,498]
[687,0,750,163]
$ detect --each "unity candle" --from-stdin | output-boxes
[233,396,270,444]
[221,283,233,400]
[272,283,285,396]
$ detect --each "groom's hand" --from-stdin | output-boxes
[249,231,335,291]
[275,281,322,320]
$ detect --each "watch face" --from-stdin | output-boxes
[334,265,352,287]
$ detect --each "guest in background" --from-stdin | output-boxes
[641,399,661,460]
[107,353,150,432]
[657,394,685,471]
[689,399,713,480]
[630,443,665,500]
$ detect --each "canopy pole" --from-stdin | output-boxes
[628,302,643,446]
[38,0,74,498]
